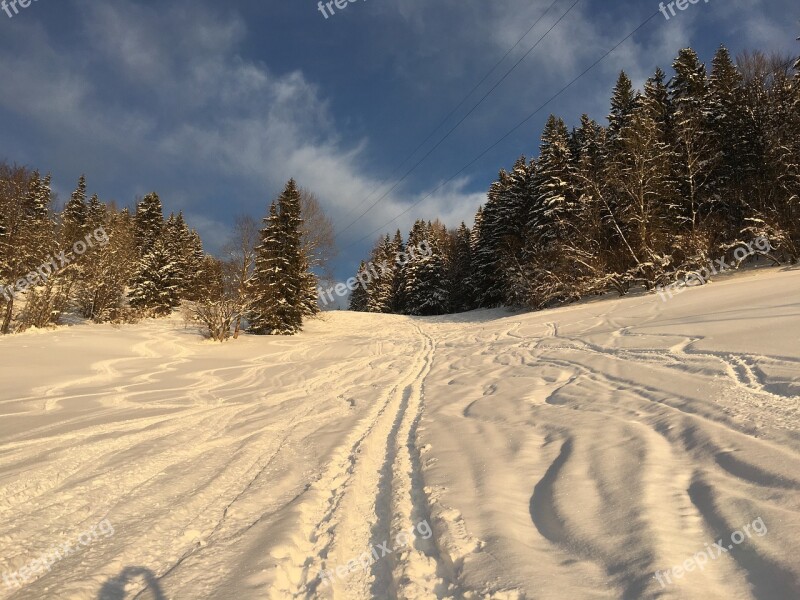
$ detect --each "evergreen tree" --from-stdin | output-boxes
[390,230,406,313]
[472,156,533,307]
[164,213,192,297]
[401,222,449,316]
[707,46,749,237]
[466,206,486,307]
[526,116,581,304]
[86,194,106,231]
[607,101,677,285]
[184,230,207,301]
[448,222,473,312]
[129,237,180,316]
[62,175,88,244]
[642,68,673,135]
[348,261,370,312]
[299,253,320,317]
[531,116,577,246]
[250,179,306,334]
[366,235,396,313]
[670,48,719,234]
[607,71,639,144]
[569,115,620,296]
[17,172,60,330]
[471,178,506,308]
[134,193,165,257]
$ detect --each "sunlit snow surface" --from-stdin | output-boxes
[1,267,798,599]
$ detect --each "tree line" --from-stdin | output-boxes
[0,171,330,340]
[350,42,800,315]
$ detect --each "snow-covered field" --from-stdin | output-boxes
[1,267,799,600]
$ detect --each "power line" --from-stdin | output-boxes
[344,9,662,251]
[335,0,580,236]
[335,0,563,228]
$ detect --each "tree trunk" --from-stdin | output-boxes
[1,298,14,334]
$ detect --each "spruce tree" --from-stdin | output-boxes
[390,230,406,313]
[670,48,719,233]
[250,179,306,334]
[569,115,615,296]
[608,101,677,285]
[17,172,60,330]
[164,213,192,298]
[531,117,577,246]
[348,261,370,312]
[471,158,532,308]
[134,193,165,257]
[185,230,206,301]
[62,175,88,244]
[527,116,581,303]
[299,254,320,316]
[448,222,473,312]
[466,206,487,307]
[401,222,449,316]
[128,237,180,316]
[607,72,639,144]
[707,46,749,238]
[367,235,396,313]
[86,194,106,231]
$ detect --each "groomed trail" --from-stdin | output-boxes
[1,267,799,600]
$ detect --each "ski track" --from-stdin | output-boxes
[1,269,799,599]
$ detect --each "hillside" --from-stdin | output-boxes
[1,267,799,599]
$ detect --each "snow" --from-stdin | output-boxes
[1,267,799,599]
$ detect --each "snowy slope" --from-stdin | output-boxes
[1,267,799,599]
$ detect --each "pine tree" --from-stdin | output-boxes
[642,68,673,135]
[466,206,487,307]
[17,172,60,330]
[299,254,320,316]
[348,261,370,312]
[62,175,88,244]
[401,222,449,316]
[532,117,577,246]
[21,171,52,266]
[568,115,619,296]
[525,116,581,304]
[471,157,532,308]
[607,71,639,144]
[129,237,180,316]
[390,230,406,313]
[707,46,749,238]
[448,222,473,312]
[163,213,192,298]
[134,193,165,257]
[86,194,106,231]
[250,179,306,334]
[184,229,206,301]
[607,101,677,286]
[366,235,396,313]
[670,48,719,234]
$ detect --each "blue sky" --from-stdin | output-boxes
[0,0,797,279]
